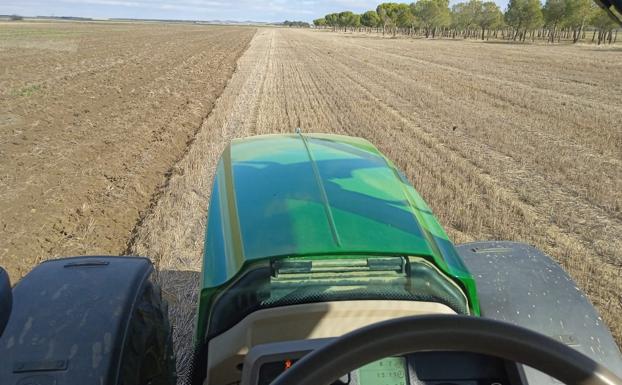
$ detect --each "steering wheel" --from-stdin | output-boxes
[271,315,622,385]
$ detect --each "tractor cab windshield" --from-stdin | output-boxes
[205,255,469,339]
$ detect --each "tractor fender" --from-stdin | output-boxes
[457,241,622,383]
[0,256,153,385]
[0,266,11,338]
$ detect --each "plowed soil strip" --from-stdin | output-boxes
[0,22,255,279]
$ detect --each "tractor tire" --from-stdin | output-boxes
[118,280,177,385]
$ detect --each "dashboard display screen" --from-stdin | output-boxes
[357,357,408,385]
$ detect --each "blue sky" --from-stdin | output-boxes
[0,0,509,23]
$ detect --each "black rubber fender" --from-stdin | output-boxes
[0,266,11,338]
[457,241,622,383]
[0,256,161,385]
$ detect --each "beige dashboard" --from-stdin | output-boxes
[205,300,456,385]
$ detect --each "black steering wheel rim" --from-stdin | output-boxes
[271,315,622,385]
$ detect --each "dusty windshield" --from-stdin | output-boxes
[206,255,469,337]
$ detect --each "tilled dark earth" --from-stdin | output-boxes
[0,22,255,280]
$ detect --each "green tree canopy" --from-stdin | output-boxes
[559,0,591,42]
[377,2,411,32]
[590,3,617,43]
[283,20,310,27]
[479,1,504,30]
[411,0,452,32]
[314,0,616,44]
[361,10,382,27]
[452,0,481,28]
[590,4,619,29]
[395,3,416,27]
[564,0,592,28]
[505,0,544,30]
[338,11,354,27]
[451,0,502,38]
[337,11,360,28]
[377,2,405,20]
[543,0,566,27]
[325,13,339,27]
[353,13,363,27]
[313,17,327,27]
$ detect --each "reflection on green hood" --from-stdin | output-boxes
[197,133,479,342]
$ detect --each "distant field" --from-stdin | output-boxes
[0,21,255,279]
[1,23,621,381]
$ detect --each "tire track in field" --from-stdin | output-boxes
[129,29,273,382]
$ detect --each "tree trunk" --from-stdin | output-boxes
[550,26,555,43]
[573,24,583,43]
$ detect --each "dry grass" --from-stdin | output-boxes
[128,28,622,381]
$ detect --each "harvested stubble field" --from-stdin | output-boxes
[2,23,622,380]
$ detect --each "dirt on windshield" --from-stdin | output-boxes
[0,21,255,280]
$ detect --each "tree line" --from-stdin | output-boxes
[283,20,311,28]
[313,0,619,44]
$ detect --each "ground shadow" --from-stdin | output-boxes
[587,46,622,52]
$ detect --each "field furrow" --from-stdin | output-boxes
[0,22,256,278]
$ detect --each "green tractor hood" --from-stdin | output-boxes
[198,133,479,342]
